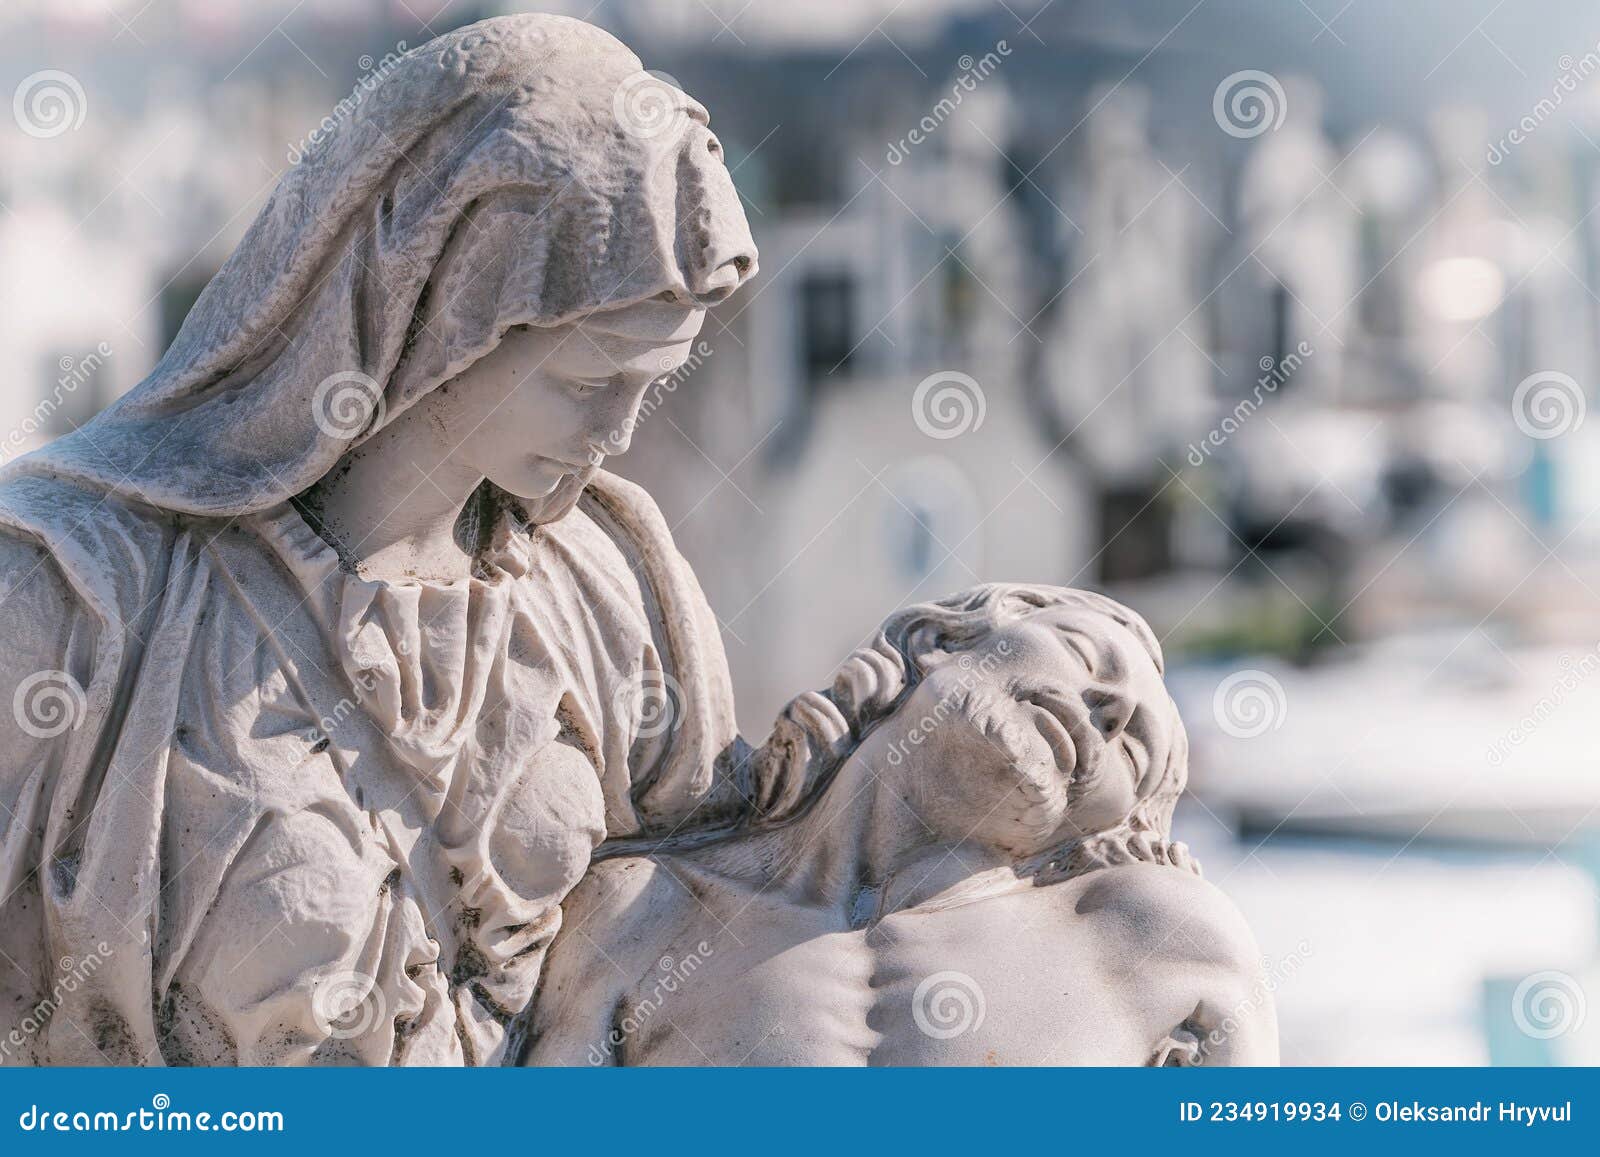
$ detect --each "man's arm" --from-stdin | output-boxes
[1082,863,1281,1065]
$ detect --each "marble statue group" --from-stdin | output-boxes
[0,14,1275,1066]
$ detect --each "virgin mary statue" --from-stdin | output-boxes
[0,15,757,1065]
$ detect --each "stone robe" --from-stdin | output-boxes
[0,470,742,1065]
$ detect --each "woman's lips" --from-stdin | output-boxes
[532,454,593,473]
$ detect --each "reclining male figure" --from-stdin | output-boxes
[525,584,1278,1066]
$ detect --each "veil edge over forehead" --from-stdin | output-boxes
[4,13,757,518]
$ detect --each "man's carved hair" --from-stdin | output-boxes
[740,584,1194,874]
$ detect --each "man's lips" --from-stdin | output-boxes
[1018,686,1096,776]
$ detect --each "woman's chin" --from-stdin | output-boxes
[501,466,569,500]
[524,474,566,499]
[497,461,605,503]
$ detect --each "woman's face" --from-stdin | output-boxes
[433,303,706,500]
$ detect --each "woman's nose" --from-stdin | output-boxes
[590,397,642,457]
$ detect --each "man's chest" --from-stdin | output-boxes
[621,903,877,1065]
[863,892,1164,1065]
[623,886,1185,1066]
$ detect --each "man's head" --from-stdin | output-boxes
[876,597,1180,856]
[745,585,1189,861]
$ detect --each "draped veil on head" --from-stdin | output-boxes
[5,13,757,517]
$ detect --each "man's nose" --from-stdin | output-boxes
[1084,688,1135,740]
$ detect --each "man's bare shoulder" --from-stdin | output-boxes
[554,848,743,970]
[1060,862,1263,973]
[556,855,671,962]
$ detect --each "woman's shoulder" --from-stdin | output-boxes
[568,471,683,568]
[0,473,176,618]
[0,514,93,734]
[0,517,80,630]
